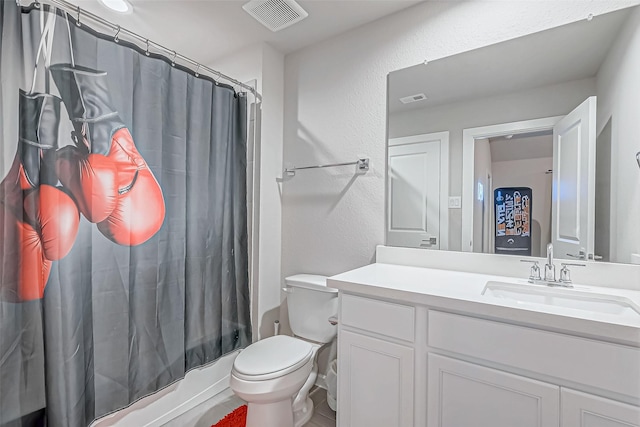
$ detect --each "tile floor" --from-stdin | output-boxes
[306,387,336,427]
[161,386,336,427]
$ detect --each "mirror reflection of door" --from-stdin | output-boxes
[466,96,598,259]
[552,96,597,261]
[387,132,449,249]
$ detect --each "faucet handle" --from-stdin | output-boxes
[520,260,541,281]
[559,263,586,284]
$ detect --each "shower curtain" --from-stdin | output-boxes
[0,3,251,426]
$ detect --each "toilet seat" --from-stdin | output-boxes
[233,335,313,381]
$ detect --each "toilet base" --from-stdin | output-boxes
[293,397,314,427]
[246,399,294,427]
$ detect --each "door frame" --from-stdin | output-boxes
[387,131,450,250]
[461,116,563,252]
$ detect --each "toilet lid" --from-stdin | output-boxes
[233,335,313,380]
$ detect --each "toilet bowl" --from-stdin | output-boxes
[230,274,338,427]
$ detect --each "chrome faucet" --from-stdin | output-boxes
[545,243,556,282]
[520,243,585,288]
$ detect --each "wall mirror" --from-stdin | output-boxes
[386,5,640,264]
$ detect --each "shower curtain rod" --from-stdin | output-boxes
[21,0,262,100]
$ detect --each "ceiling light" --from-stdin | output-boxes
[98,0,133,14]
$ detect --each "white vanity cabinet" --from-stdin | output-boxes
[427,354,560,427]
[338,330,414,427]
[562,389,640,427]
[337,294,416,427]
[427,354,640,427]
[336,292,640,427]
[426,310,640,427]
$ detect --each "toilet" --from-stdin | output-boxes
[230,274,338,427]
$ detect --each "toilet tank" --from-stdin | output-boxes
[285,274,338,343]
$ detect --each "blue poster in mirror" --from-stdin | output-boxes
[494,187,532,256]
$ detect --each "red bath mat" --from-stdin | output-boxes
[211,405,247,427]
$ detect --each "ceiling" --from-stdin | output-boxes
[66,0,423,65]
[387,6,634,114]
[489,132,553,163]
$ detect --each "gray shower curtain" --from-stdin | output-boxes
[0,3,251,426]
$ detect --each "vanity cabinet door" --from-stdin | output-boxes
[338,330,414,427]
[562,388,640,427]
[427,354,560,427]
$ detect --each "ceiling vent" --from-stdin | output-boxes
[243,0,309,32]
[399,93,427,104]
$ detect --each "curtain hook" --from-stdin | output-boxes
[214,71,221,85]
[195,64,200,77]
[114,25,121,43]
[34,0,41,8]
[171,51,177,67]
[145,39,150,56]
[76,6,81,27]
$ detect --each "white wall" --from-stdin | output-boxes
[473,139,492,253]
[596,6,640,264]
[281,0,638,281]
[595,120,612,262]
[212,43,285,339]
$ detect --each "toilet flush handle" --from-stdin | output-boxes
[328,316,338,326]
[282,287,293,293]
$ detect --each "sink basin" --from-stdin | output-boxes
[482,281,640,319]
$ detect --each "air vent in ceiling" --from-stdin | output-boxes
[400,93,427,104]
[243,0,309,32]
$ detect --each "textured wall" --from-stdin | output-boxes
[281,0,639,281]
[596,7,640,263]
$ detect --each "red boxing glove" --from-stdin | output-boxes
[0,206,52,302]
[51,64,165,246]
[0,91,80,302]
[24,186,81,261]
[96,128,165,246]
[56,146,118,223]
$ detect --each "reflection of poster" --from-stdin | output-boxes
[495,187,532,256]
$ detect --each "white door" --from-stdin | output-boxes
[427,354,560,427]
[562,388,640,427]
[552,96,596,260]
[387,134,443,249]
[338,330,414,427]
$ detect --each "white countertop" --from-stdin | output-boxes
[328,263,640,347]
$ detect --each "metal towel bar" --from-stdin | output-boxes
[284,158,369,178]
